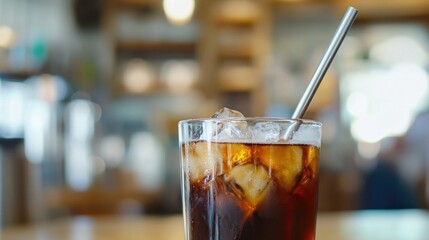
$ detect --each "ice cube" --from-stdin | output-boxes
[293,146,319,196]
[224,143,252,170]
[252,122,281,142]
[210,107,250,141]
[187,124,203,140]
[211,107,245,119]
[307,145,319,174]
[186,141,225,183]
[214,122,250,141]
[224,164,271,207]
[259,145,303,192]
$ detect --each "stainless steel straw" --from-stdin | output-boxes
[292,6,359,119]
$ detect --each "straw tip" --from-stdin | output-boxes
[348,6,359,13]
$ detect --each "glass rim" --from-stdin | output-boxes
[178,117,321,126]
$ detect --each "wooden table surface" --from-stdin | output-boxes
[2,210,429,240]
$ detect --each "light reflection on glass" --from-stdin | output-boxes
[65,99,95,191]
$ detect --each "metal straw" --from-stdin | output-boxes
[292,6,359,119]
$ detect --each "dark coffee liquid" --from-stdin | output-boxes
[182,142,319,240]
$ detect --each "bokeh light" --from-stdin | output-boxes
[343,62,429,144]
[163,0,195,25]
[161,60,198,92]
[122,59,156,93]
[0,26,16,49]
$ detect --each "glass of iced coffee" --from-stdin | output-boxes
[179,108,321,240]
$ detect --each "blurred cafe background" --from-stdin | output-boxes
[1,0,429,229]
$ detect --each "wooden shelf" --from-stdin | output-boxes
[217,76,258,93]
[218,86,255,93]
[113,0,158,8]
[0,70,40,80]
[217,18,257,27]
[116,41,196,53]
[114,80,202,97]
[354,12,429,25]
[215,0,261,27]
[104,0,200,98]
[218,49,254,59]
[115,89,201,99]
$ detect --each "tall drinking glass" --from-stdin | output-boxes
[179,118,321,240]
